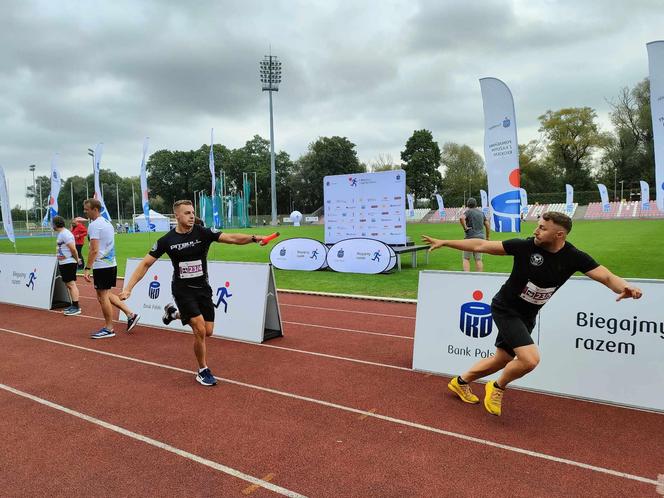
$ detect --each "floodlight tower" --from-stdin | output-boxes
[260,53,282,225]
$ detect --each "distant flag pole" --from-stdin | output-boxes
[0,165,16,250]
[210,128,220,228]
[93,143,112,221]
[139,137,151,231]
[42,153,62,226]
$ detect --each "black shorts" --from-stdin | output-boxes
[93,266,117,290]
[59,263,77,283]
[491,301,536,357]
[172,282,215,325]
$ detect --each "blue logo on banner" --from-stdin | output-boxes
[337,249,345,258]
[491,190,521,232]
[348,177,357,187]
[148,276,160,299]
[396,174,401,180]
[502,117,511,128]
[459,290,493,338]
[214,281,233,313]
[280,248,286,256]
[25,268,37,290]
[372,250,381,262]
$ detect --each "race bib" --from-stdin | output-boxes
[519,281,557,305]
[178,260,204,279]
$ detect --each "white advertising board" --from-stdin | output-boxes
[122,259,282,343]
[413,271,664,411]
[270,238,327,271]
[327,238,395,274]
[324,170,406,245]
[0,253,71,310]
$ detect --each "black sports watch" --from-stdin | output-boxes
[251,235,258,243]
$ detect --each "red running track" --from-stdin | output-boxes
[0,281,662,497]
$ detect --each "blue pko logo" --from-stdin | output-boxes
[148,275,160,299]
[280,248,286,256]
[337,249,344,258]
[396,174,401,180]
[459,290,492,338]
[502,117,511,128]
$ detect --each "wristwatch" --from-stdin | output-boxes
[251,235,258,243]
[84,267,91,270]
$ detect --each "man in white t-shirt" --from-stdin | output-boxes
[83,199,140,339]
[53,215,81,316]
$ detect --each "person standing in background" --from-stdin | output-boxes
[459,198,490,272]
[71,219,88,270]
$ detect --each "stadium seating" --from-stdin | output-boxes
[584,201,664,219]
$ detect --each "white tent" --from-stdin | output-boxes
[133,210,171,232]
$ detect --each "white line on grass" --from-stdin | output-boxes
[0,327,658,488]
[0,382,308,498]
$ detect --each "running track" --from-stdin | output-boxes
[0,281,662,497]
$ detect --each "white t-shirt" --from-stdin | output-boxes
[88,217,117,269]
[56,228,76,265]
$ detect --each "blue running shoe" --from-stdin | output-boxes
[91,327,115,339]
[126,313,141,332]
[63,306,82,316]
[196,368,217,386]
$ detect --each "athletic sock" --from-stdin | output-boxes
[198,366,208,373]
[457,376,468,385]
[72,301,79,308]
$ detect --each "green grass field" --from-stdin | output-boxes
[2,219,662,299]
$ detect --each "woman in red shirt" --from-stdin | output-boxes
[71,219,88,270]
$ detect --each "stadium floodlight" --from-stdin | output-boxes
[260,53,282,225]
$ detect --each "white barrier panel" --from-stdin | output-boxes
[122,259,282,343]
[327,238,395,274]
[270,238,327,271]
[0,253,70,310]
[413,271,664,411]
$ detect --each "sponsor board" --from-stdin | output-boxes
[270,238,328,271]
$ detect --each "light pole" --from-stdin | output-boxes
[193,190,199,215]
[29,164,36,220]
[619,180,625,202]
[260,52,282,225]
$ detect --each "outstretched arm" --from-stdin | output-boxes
[218,233,263,245]
[421,236,507,255]
[585,265,643,301]
[119,254,158,300]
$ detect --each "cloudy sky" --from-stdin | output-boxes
[1,0,663,205]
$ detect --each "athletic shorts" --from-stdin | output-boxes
[462,251,482,261]
[172,282,215,325]
[93,266,117,290]
[491,301,536,357]
[59,263,78,283]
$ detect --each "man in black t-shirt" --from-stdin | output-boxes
[120,200,269,387]
[422,211,642,416]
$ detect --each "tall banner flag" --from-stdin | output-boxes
[406,193,415,217]
[597,183,611,212]
[0,166,16,245]
[479,189,489,217]
[92,143,111,221]
[139,137,151,230]
[42,153,62,225]
[640,180,650,210]
[518,188,528,216]
[480,77,521,232]
[647,41,664,211]
[210,128,220,228]
[435,193,445,218]
[565,184,574,214]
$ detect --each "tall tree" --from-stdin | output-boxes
[538,107,609,190]
[439,142,486,205]
[400,129,442,201]
[518,140,557,193]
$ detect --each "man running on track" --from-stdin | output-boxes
[120,199,269,387]
[422,211,643,416]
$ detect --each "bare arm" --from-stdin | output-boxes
[459,215,468,232]
[119,254,158,300]
[217,233,265,245]
[83,239,99,282]
[484,218,491,240]
[585,265,643,301]
[66,241,79,264]
[421,235,507,255]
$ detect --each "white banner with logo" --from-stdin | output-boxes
[92,143,112,221]
[43,153,62,225]
[139,137,151,228]
[270,238,328,271]
[0,254,67,309]
[479,189,489,218]
[518,188,528,215]
[406,193,414,218]
[324,170,406,245]
[597,183,611,211]
[647,41,664,212]
[480,77,521,233]
[413,271,664,411]
[0,166,15,245]
[435,193,445,218]
[327,238,395,274]
[640,180,650,210]
[121,259,282,343]
[565,184,574,214]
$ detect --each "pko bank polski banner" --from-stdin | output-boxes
[647,41,664,212]
[480,77,521,232]
[413,271,664,412]
[122,259,282,343]
[327,238,396,274]
[270,238,328,271]
[324,170,406,245]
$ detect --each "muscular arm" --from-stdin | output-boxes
[421,236,507,255]
[585,265,643,301]
[87,239,99,267]
[119,254,158,299]
[218,233,264,245]
[66,241,79,263]
[484,218,491,240]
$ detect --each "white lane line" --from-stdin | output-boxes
[283,321,413,340]
[0,383,308,498]
[280,303,415,320]
[0,328,658,487]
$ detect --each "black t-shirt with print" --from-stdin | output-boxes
[148,224,221,287]
[493,237,599,319]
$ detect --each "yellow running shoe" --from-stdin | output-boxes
[447,376,479,404]
[484,381,504,416]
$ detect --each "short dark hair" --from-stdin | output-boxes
[466,197,477,208]
[173,199,193,211]
[84,198,102,211]
[542,211,572,233]
[52,215,65,228]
